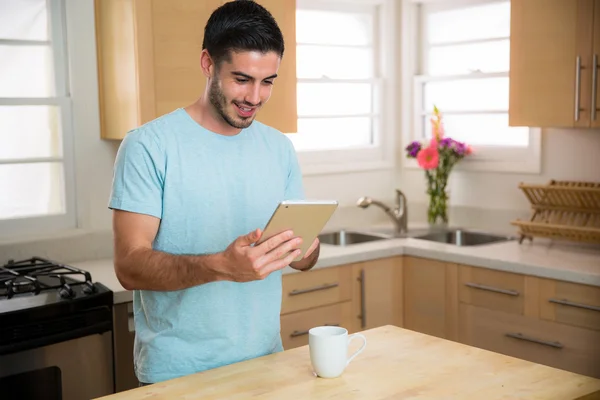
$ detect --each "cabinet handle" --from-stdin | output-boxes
[290,323,339,338]
[358,269,366,328]
[289,282,338,296]
[464,282,519,296]
[592,54,598,121]
[575,55,582,121]
[549,298,600,313]
[505,332,563,349]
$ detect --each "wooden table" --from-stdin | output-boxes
[96,325,600,399]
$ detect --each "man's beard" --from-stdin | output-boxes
[208,77,255,129]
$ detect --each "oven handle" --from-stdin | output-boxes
[0,321,112,356]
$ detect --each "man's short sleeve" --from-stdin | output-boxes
[108,130,165,219]
[283,137,305,201]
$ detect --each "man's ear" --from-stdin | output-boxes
[200,49,215,78]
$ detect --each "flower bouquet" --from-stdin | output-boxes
[405,106,472,227]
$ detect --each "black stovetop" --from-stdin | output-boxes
[0,257,114,355]
[0,257,99,300]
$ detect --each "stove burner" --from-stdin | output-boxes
[0,257,97,300]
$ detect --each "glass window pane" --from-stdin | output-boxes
[292,117,373,150]
[426,1,510,44]
[0,106,63,160]
[297,9,373,45]
[424,77,508,112]
[423,113,529,147]
[0,45,55,97]
[427,40,510,76]
[0,0,48,41]
[0,162,66,219]
[298,83,372,116]
[297,45,373,79]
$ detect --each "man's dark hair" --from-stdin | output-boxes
[202,0,285,67]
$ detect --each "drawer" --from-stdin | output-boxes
[281,266,352,315]
[540,278,600,331]
[459,265,525,315]
[459,304,600,379]
[280,301,354,350]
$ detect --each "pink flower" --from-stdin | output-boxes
[417,145,439,170]
[466,145,473,155]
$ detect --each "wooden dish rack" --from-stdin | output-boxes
[511,180,600,244]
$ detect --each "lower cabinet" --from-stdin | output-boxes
[280,256,403,350]
[280,254,600,380]
[112,302,138,392]
[112,254,599,391]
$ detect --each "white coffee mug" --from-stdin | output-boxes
[308,326,367,378]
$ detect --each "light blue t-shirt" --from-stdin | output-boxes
[108,108,305,383]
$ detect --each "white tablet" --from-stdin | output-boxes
[256,200,339,262]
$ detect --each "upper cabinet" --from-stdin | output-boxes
[94,0,297,140]
[509,0,600,128]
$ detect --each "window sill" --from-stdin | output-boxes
[300,158,395,175]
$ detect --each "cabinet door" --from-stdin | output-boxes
[351,257,403,332]
[403,257,458,340]
[591,0,600,127]
[509,0,594,128]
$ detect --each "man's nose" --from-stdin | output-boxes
[244,84,261,106]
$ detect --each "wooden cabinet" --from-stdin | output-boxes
[350,257,403,332]
[112,302,138,392]
[456,264,600,379]
[279,258,403,350]
[509,0,600,128]
[402,256,458,340]
[94,0,297,140]
[280,265,354,349]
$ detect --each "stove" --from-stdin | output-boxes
[0,257,115,399]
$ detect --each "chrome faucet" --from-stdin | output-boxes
[356,189,408,234]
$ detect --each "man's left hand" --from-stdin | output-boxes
[289,238,320,271]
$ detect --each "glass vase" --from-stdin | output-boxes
[427,190,449,229]
[425,170,449,229]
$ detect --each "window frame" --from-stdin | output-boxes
[401,0,542,174]
[0,0,77,239]
[292,0,396,175]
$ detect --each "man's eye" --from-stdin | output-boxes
[236,78,248,83]
[264,81,273,85]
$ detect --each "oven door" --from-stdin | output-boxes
[0,331,114,400]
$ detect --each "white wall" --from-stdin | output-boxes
[396,128,600,231]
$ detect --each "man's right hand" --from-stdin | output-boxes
[219,229,302,282]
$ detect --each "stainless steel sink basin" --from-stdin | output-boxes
[413,229,514,246]
[318,229,391,246]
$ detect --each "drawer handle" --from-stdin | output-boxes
[464,282,519,296]
[549,298,600,312]
[290,323,339,338]
[289,283,339,296]
[505,332,563,349]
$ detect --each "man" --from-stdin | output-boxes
[108,0,320,386]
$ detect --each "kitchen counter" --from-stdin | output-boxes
[95,325,600,400]
[73,229,600,304]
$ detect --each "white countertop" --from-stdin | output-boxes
[72,232,600,305]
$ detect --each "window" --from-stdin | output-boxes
[406,0,541,173]
[0,0,76,238]
[289,0,395,174]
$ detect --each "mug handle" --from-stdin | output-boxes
[346,333,367,366]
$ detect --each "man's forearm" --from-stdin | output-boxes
[290,243,320,272]
[115,247,226,291]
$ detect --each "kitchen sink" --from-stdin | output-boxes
[318,229,391,246]
[413,229,515,246]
